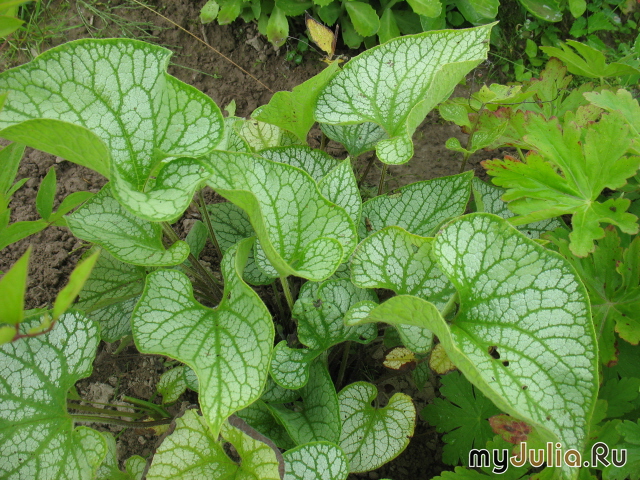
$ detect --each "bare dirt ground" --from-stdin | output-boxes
[0,1,514,477]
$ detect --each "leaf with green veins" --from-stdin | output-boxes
[0,311,106,479]
[238,114,289,151]
[132,238,274,437]
[351,226,454,352]
[315,24,493,165]
[0,39,224,221]
[254,63,340,143]
[75,249,146,342]
[67,186,189,267]
[258,146,339,183]
[147,410,283,480]
[338,382,416,473]
[35,166,56,221]
[293,279,377,351]
[603,420,640,480]
[283,442,349,480]
[584,89,640,154]
[157,366,189,404]
[422,371,501,466]
[207,202,275,285]
[219,116,251,153]
[206,151,357,281]
[320,122,389,158]
[347,214,597,474]
[237,400,295,450]
[319,160,362,225]
[0,246,29,325]
[183,219,207,266]
[484,112,640,256]
[360,171,473,238]
[472,178,562,239]
[545,227,640,365]
[270,341,323,389]
[261,377,301,404]
[97,432,144,480]
[268,360,341,445]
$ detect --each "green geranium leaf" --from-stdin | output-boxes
[484,112,640,257]
[75,249,146,342]
[602,420,640,480]
[422,371,500,465]
[360,171,473,238]
[255,63,340,143]
[315,25,493,165]
[67,186,189,266]
[132,238,274,437]
[0,311,106,479]
[207,202,275,285]
[0,39,224,221]
[338,382,415,472]
[283,442,348,480]
[268,360,341,445]
[294,278,377,350]
[351,226,453,352]
[237,400,295,450]
[207,151,356,281]
[472,178,561,239]
[348,214,598,479]
[259,146,339,183]
[584,89,640,154]
[320,122,388,157]
[147,411,282,479]
[270,341,322,389]
[319,160,362,226]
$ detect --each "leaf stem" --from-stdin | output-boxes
[336,341,351,389]
[67,401,142,419]
[440,292,459,320]
[279,276,294,312]
[197,189,223,261]
[123,396,171,418]
[357,152,376,188]
[271,281,286,320]
[72,414,173,428]
[378,163,388,196]
[459,152,471,174]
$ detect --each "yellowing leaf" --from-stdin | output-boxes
[429,343,457,374]
[383,346,416,370]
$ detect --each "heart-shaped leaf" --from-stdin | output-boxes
[147,411,282,479]
[0,311,106,479]
[338,382,416,472]
[360,171,473,238]
[283,442,348,480]
[320,122,388,157]
[67,186,189,267]
[132,238,274,437]
[270,341,322,389]
[206,151,357,281]
[0,39,224,221]
[348,214,598,479]
[259,146,339,183]
[319,160,362,226]
[268,360,341,445]
[237,400,295,450]
[315,25,493,165]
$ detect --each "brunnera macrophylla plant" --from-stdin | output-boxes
[0,22,617,480]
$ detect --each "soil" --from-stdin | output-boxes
[0,1,514,477]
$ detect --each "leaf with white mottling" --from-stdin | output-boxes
[319,160,362,226]
[472,178,561,239]
[315,25,493,165]
[0,39,224,221]
[283,442,348,480]
[157,366,188,404]
[238,113,296,151]
[0,312,105,480]
[132,238,274,437]
[75,249,145,342]
[237,400,295,450]
[270,341,322,390]
[268,360,341,445]
[96,432,144,480]
[207,151,357,281]
[294,279,377,351]
[338,382,415,472]
[320,122,388,157]
[347,214,598,479]
[261,377,301,404]
[147,410,282,480]
[207,202,275,285]
[259,146,339,183]
[360,171,473,238]
[67,187,189,266]
[351,226,454,352]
